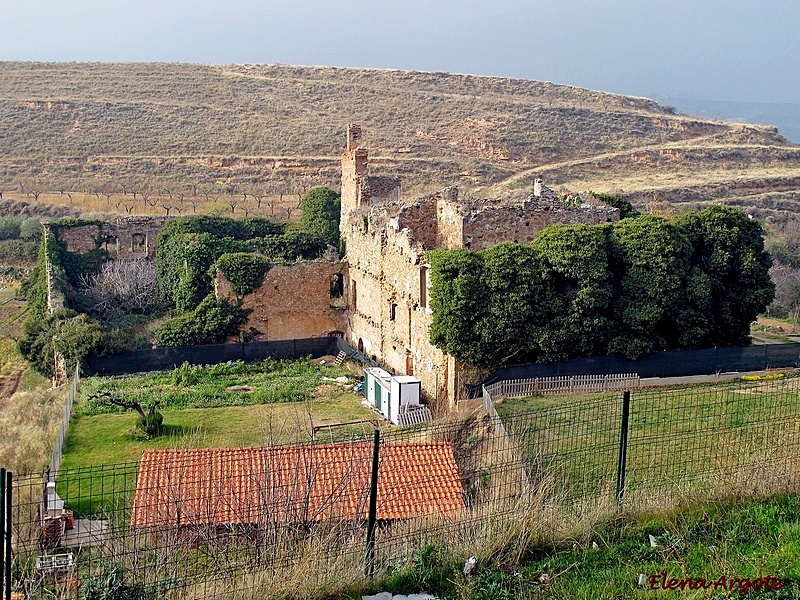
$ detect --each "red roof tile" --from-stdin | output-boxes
[130,442,464,528]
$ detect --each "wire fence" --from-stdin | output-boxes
[4,375,800,599]
[47,363,80,481]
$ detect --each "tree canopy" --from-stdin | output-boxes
[428,206,774,369]
[300,187,341,247]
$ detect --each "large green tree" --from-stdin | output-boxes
[607,215,691,357]
[530,223,614,362]
[427,205,775,370]
[674,205,774,347]
[300,187,341,247]
[428,249,491,368]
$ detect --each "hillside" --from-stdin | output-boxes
[1,62,800,219]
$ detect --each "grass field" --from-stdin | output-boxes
[53,358,379,515]
[62,395,378,468]
[495,375,800,504]
[373,494,800,599]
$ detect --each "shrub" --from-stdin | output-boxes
[154,296,251,346]
[0,217,21,240]
[0,239,39,265]
[212,253,271,297]
[138,406,164,437]
[19,217,42,240]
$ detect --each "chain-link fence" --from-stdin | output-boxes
[4,375,800,599]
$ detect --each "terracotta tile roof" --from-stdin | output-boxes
[130,442,464,528]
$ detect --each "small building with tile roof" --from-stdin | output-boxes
[130,442,464,529]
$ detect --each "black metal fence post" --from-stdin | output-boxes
[616,391,631,503]
[365,429,380,578]
[0,468,4,600]
[4,471,10,600]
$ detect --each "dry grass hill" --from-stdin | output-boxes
[1,61,799,220]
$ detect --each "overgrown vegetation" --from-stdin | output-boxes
[16,219,127,376]
[300,186,341,247]
[62,358,368,466]
[212,252,271,298]
[78,358,355,414]
[429,205,774,368]
[0,338,62,475]
[369,495,800,600]
[154,214,328,346]
[154,296,251,346]
[155,215,324,311]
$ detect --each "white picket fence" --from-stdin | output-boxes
[484,373,640,399]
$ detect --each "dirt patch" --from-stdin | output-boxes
[310,355,338,366]
[0,368,25,407]
[225,385,253,393]
[757,317,798,333]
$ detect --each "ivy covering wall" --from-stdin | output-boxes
[156,216,326,312]
[18,219,112,376]
[428,206,775,369]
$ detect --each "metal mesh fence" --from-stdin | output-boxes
[5,376,800,599]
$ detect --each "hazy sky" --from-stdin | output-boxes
[2,0,798,104]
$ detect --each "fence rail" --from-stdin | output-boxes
[47,362,79,480]
[5,375,800,599]
[485,373,640,398]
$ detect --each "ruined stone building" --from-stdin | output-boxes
[225,125,619,409]
[52,216,167,261]
[54,126,619,409]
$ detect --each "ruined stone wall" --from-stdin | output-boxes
[362,176,401,205]
[396,198,438,248]
[56,224,103,254]
[215,260,347,341]
[343,208,452,409]
[53,217,166,261]
[435,192,466,249]
[107,217,166,260]
[462,199,619,251]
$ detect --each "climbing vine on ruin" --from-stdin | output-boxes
[212,253,271,298]
[428,206,774,369]
[156,215,326,312]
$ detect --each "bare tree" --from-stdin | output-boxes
[160,201,175,217]
[76,258,160,314]
[20,181,42,201]
[770,262,800,328]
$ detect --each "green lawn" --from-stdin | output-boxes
[495,376,800,502]
[56,358,380,515]
[61,394,378,468]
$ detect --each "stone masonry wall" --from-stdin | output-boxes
[54,217,166,261]
[342,208,453,409]
[462,198,619,251]
[56,224,103,254]
[215,260,347,341]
